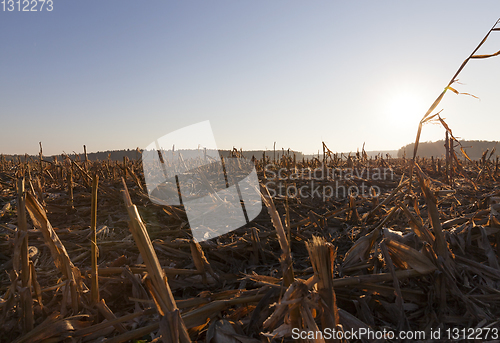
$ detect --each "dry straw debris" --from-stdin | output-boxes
[1,18,500,343]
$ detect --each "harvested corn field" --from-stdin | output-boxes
[0,150,500,342]
[3,4,500,343]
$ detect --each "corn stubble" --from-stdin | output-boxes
[1,19,500,343]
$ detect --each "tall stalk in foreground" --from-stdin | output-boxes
[410,18,500,185]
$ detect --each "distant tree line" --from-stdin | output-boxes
[398,140,499,160]
[1,148,304,162]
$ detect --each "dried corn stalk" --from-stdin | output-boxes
[122,179,190,343]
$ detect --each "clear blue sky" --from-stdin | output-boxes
[1,1,500,156]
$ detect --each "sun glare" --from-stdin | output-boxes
[385,92,424,127]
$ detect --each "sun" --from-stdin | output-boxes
[385,92,424,127]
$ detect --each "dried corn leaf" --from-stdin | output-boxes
[342,228,380,269]
[384,239,437,274]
